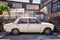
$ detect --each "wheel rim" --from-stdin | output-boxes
[12,29,19,35]
[45,29,51,34]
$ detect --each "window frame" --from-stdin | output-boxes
[17,18,29,24]
[51,1,60,13]
[29,18,41,24]
[8,2,12,8]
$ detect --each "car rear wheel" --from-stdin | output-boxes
[11,29,19,35]
[44,28,52,35]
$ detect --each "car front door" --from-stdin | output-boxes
[29,18,41,32]
[17,18,29,32]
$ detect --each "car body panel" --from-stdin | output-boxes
[4,17,54,33]
[29,24,41,32]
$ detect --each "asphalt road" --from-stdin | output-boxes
[0,32,60,40]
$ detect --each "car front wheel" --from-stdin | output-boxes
[44,28,52,35]
[11,29,19,35]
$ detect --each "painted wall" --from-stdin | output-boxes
[41,0,52,8]
[26,4,39,10]
[12,3,22,8]
[0,1,40,19]
[0,1,8,5]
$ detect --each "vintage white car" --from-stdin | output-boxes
[4,17,54,35]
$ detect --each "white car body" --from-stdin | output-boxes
[4,17,54,33]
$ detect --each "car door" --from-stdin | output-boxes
[16,18,29,32]
[29,18,41,32]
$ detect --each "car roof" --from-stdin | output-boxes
[18,17,37,19]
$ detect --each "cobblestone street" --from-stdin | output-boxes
[0,32,60,40]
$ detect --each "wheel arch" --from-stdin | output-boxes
[11,28,20,32]
[43,27,52,33]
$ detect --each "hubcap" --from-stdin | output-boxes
[13,29,19,35]
[45,29,51,34]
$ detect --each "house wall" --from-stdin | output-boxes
[0,1,8,5]
[40,0,60,26]
[12,3,22,8]
[26,4,39,10]
[0,1,40,19]
[40,0,60,17]
[41,0,52,8]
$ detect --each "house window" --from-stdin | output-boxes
[41,0,47,4]
[57,2,60,10]
[51,1,60,13]
[22,3,26,10]
[8,3,12,8]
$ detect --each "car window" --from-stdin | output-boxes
[29,18,40,24]
[17,18,28,24]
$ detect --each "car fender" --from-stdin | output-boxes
[40,24,54,33]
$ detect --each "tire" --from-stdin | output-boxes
[44,28,52,35]
[11,29,19,35]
